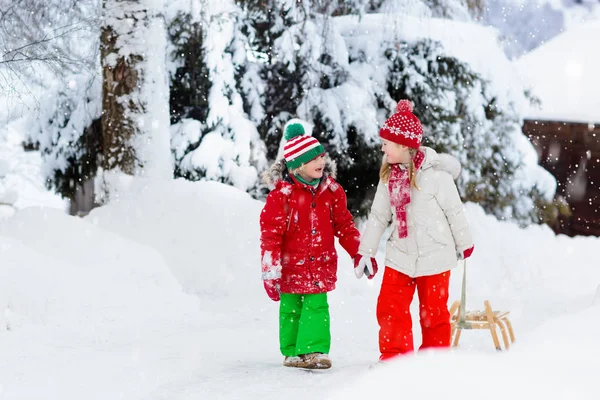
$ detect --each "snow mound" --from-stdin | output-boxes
[87,179,264,299]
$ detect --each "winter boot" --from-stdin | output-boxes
[300,352,332,369]
[283,356,304,368]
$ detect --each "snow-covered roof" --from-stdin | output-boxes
[516,20,600,124]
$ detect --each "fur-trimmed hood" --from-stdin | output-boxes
[420,146,461,180]
[263,154,337,187]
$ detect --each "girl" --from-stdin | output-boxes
[260,122,361,369]
[354,100,474,361]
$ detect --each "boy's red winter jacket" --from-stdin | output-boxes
[260,158,360,294]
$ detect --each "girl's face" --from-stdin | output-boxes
[381,139,411,164]
[299,154,326,180]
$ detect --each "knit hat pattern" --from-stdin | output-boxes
[379,100,423,149]
[283,123,325,170]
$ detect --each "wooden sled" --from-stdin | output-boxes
[449,299,515,351]
[449,261,516,351]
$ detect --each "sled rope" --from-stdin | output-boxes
[458,259,472,329]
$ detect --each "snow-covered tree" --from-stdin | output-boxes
[235,0,381,208]
[11,0,557,226]
[31,76,102,203]
[168,1,267,192]
[8,0,102,213]
[10,0,172,208]
[295,11,384,212]
[99,0,172,201]
[367,0,479,20]
[316,0,369,16]
[234,0,305,160]
[367,36,552,224]
[236,0,554,224]
[168,11,210,124]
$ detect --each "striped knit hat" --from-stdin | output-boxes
[283,123,325,170]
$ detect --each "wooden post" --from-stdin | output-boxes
[484,300,502,351]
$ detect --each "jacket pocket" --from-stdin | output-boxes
[415,226,450,256]
[286,209,299,232]
[387,224,408,253]
[318,250,337,266]
[427,226,451,246]
[281,251,305,267]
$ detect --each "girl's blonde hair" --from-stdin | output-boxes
[380,147,420,189]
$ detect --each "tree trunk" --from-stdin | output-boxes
[99,0,172,201]
[101,20,141,175]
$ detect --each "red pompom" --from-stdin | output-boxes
[396,99,413,113]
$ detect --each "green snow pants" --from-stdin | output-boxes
[279,293,331,357]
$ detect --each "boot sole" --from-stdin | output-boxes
[284,361,331,369]
[301,360,332,369]
[283,354,332,369]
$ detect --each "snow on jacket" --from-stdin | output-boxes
[358,146,473,278]
[260,156,360,294]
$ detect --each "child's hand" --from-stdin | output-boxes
[457,245,474,260]
[263,279,281,301]
[353,255,378,280]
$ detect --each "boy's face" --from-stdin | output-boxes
[301,154,326,180]
[381,139,411,164]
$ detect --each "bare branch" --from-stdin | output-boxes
[0,0,25,20]
[3,21,91,58]
[0,56,63,65]
[0,0,100,102]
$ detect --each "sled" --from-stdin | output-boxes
[449,261,515,351]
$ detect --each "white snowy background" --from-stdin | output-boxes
[1,0,600,398]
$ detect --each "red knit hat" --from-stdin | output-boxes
[379,100,423,149]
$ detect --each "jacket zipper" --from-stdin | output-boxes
[286,210,293,231]
[308,190,319,288]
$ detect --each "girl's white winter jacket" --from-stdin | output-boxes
[358,146,473,277]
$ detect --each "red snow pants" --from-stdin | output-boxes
[377,267,451,360]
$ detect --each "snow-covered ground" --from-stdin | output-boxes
[1,178,599,399]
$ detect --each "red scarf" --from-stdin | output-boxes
[387,150,425,238]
